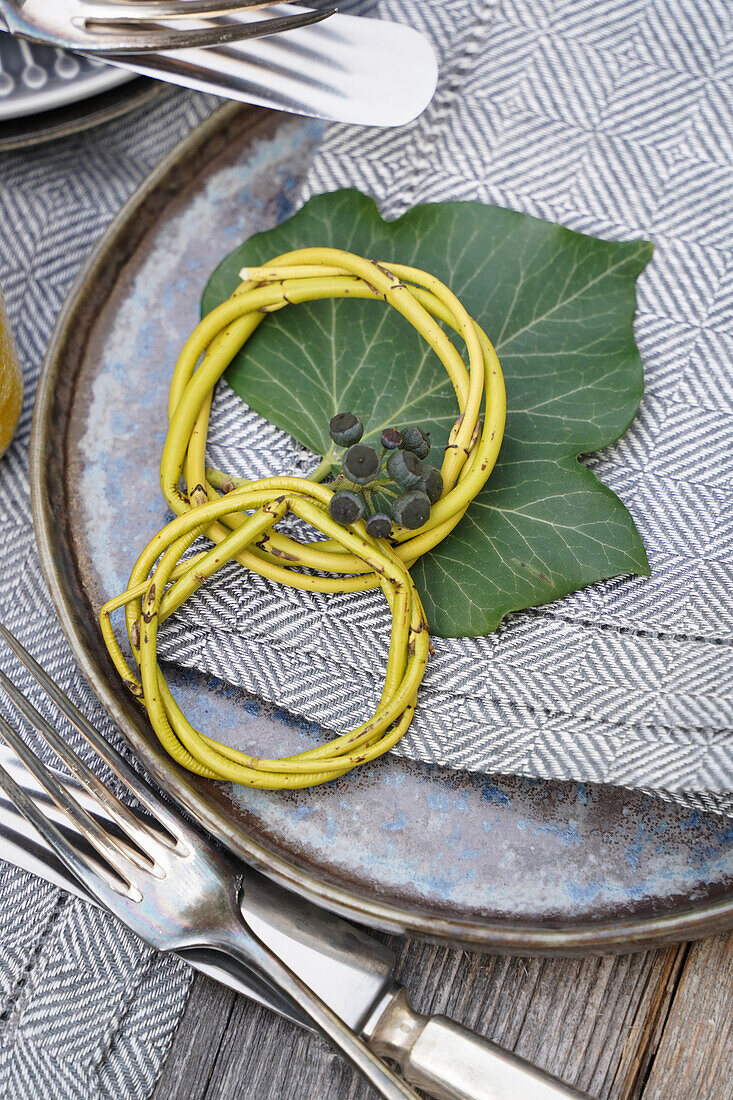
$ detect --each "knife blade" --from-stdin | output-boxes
[0,742,590,1099]
[94,7,439,127]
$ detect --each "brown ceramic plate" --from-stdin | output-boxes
[30,102,733,952]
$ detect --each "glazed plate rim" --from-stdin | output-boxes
[30,100,733,953]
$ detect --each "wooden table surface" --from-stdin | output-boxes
[152,925,733,1099]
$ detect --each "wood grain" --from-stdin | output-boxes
[153,977,237,1100]
[641,933,733,1099]
[153,932,686,1100]
[612,944,687,1100]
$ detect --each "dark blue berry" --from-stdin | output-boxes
[386,448,423,489]
[329,489,366,525]
[392,490,431,530]
[329,412,363,447]
[342,443,381,484]
[400,425,431,459]
[366,512,393,539]
[380,427,403,450]
[419,464,443,504]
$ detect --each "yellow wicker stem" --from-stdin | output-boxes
[100,248,505,789]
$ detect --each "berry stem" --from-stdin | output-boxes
[308,450,338,483]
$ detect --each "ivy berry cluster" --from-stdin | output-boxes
[327,412,443,538]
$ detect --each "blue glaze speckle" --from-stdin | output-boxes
[564,881,603,904]
[482,782,512,805]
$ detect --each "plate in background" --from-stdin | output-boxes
[0,31,133,121]
[0,75,163,151]
[31,102,733,952]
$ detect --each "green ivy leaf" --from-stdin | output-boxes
[203,190,651,638]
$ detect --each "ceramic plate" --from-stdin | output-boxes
[31,102,733,952]
[0,31,133,122]
[0,76,162,151]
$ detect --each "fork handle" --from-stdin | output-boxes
[211,919,419,1100]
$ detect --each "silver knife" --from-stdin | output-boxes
[0,743,589,1100]
[96,7,439,127]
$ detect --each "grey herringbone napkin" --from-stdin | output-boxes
[159,0,733,814]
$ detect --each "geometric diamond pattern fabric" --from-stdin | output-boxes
[160,0,733,812]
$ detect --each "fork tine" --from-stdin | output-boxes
[0,664,176,859]
[0,712,143,898]
[77,6,337,55]
[0,751,139,905]
[0,624,186,842]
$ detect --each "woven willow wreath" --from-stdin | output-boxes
[100,247,506,789]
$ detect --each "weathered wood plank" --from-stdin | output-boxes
[612,944,687,1100]
[152,976,237,1100]
[386,938,680,1100]
[640,933,733,1099]
[154,933,681,1099]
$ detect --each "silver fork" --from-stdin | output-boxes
[0,0,335,55]
[0,624,419,1100]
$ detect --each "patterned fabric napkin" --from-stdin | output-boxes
[159,0,733,816]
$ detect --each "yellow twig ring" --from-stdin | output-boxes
[100,247,506,789]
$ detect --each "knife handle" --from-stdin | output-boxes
[369,989,591,1100]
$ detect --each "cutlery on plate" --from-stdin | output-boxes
[0,629,416,1100]
[0,3,438,127]
[0,0,335,54]
[0,624,590,1100]
[94,6,439,127]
